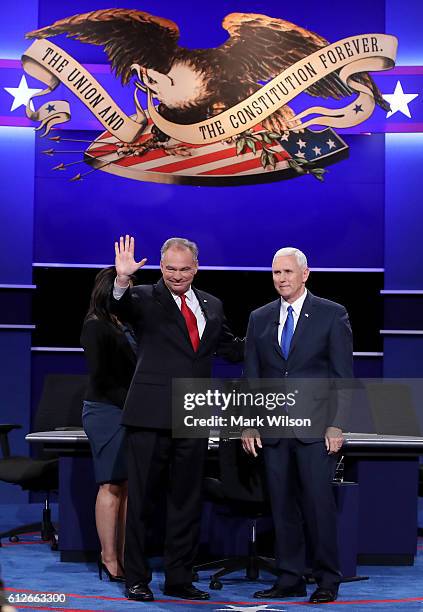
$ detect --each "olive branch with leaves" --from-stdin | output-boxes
[233,129,328,182]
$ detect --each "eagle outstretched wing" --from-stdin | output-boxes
[218,13,389,110]
[26,9,181,84]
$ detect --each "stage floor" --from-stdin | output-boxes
[1,502,423,611]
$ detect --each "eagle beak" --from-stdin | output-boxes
[134,81,148,93]
[130,63,147,92]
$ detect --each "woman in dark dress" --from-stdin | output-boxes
[81,267,137,581]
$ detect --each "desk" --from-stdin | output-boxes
[27,429,423,449]
[342,434,421,565]
[26,431,423,565]
[27,430,97,560]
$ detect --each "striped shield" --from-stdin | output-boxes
[84,117,348,186]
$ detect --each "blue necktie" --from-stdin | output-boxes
[281,305,294,360]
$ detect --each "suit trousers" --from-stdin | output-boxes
[124,428,208,588]
[263,438,341,590]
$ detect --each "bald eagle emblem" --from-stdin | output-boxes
[23,10,396,185]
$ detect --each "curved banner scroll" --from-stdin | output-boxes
[22,33,397,144]
[22,39,147,140]
[149,33,397,143]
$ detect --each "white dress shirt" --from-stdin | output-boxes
[277,289,308,345]
[113,280,206,338]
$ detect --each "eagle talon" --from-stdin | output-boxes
[116,139,156,157]
[116,139,192,158]
[163,145,192,157]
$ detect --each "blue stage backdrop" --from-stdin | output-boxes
[26,0,387,268]
[0,0,422,514]
[34,132,384,268]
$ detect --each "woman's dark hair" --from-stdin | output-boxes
[85,266,135,326]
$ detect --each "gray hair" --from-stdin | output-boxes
[161,237,199,262]
[273,247,308,269]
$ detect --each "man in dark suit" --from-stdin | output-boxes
[242,247,353,604]
[112,235,242,603]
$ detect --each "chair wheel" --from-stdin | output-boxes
[9,535,19,543]
[192,572,199,582]
[209,580,222,590]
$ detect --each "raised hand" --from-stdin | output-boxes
[114,235,147,286]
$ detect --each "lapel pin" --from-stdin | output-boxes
[304,313,309,317]
[203,299,207,303]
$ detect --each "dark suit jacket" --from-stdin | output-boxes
[112,278,243,429]
[244,291,353,441]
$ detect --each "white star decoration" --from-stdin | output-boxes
[296,139,306,149]
[383,80,418,119]
[312,146,322,156]
[326,139,336,150]
[295,150,306,158]
[4,75,42,112]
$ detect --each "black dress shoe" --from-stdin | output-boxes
[163,584,210,600]
[126,583,154,602]
[309,587,338,603]
[254,582,307,599]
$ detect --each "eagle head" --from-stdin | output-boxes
[142,61,212,110]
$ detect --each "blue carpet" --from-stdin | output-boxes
[1,504,423,611]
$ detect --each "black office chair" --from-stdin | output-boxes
[194,438,279,589]
[0,373,87,548]
[367,382,422,438]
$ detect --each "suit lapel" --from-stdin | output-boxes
[288,291,314,358]
[269,300,284,359]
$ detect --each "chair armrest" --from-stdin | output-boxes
[0,424,22,432]
[0,424,22,458]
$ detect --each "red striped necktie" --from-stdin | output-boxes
[180,294,200,351]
